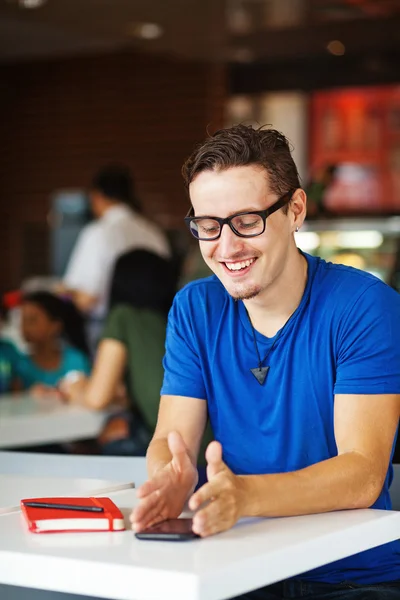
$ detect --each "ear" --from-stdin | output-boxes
[289,188,307,232]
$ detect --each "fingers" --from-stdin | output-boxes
[136,479,161,499]
[205,441,224,479]
[131,504,164,532]
[188,481,214,511]
[130,489,163,530]
[192,500,229,538]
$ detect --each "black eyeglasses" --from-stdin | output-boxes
[184,191,293,241]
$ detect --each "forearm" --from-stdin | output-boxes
[240,451,383,518]
[146,437,174,477]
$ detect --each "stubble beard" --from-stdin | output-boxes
[228,283,262,301]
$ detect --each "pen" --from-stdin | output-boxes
[22,502,104,513]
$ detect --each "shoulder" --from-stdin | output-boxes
[102,304,142,341]
[76,221,103,246]
[168,276,231,338]
[309,253,397,303]
[105,304,138,329]
[175,275,229,312]
[0,339,20,360]
[307,254,400,330]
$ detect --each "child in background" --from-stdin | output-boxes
[0,295,21,394]
[17,291,91,395]
[0,339,19,394]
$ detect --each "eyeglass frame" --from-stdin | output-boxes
[184,190,294,241]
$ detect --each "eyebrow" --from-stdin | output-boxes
[193,207,262,218]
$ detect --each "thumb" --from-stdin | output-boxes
[205,441,226,480]
[168,431,190,473]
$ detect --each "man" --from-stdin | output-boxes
[131,125,400,598]
[61,165,171,347]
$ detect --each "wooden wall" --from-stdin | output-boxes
[0,51,225,290]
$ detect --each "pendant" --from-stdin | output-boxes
[250,366,269,385]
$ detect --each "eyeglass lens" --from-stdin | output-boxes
[189,213,264,240]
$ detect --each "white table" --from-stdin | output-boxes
[0,393,108,448]
[1,487,400,600]
[0,474,134,514]
[0,451,148,487]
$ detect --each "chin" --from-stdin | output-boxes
[226,282,261,301]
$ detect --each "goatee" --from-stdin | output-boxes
[231,288,261,301]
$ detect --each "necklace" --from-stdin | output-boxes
[246,256,312,385]
[246,310,294,385]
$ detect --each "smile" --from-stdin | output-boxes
[223,258,256,274]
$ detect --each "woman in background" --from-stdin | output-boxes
[61,249,177,455]
[17,291,90,394]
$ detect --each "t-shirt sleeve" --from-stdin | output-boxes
[334,281,400,395]
[63,226,106,297]
[161,292,206,400]
[101,306,130,345]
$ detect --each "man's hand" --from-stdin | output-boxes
[189,441,246,537]
[130,431,198,532]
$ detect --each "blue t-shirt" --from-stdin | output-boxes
[15,345,91,389]
[0,340,20,394]
[162,252,400,584]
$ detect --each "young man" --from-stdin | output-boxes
[131,125,400,598]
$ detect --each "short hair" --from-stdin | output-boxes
[108,249,177,316]
[182,124,301,201]
[91,164,142,212]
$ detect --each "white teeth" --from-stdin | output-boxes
[225,258,255,271]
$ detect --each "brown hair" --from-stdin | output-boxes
[182,125,301,205]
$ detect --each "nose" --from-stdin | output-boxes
[216,223,244,258]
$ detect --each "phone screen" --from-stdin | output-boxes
[134,518,199,541]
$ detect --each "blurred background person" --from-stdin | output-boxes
[16,291,90,396]
[0,298,21,395]
[59,164,171,351]
[305,163,338,218]
[60,249,177,455]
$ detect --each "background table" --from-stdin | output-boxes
[0,474,134,514]
[0,394,108,448]
[0,451,148,487]
[1,488,400,600]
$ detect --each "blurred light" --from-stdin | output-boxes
[227,0,252,34]
[336,231,383,249]
[231,48,254,63]
[18,0,47,7]
[295,231,320,251]
[127,22,164,40]
[327,40,345,56]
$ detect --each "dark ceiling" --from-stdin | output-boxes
[0,0,399,62]
[0,0,399,91]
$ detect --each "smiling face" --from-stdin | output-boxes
[189,165,301,302]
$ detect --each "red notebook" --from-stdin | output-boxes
[20,497,126,534]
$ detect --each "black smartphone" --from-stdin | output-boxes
[134,518,199,541]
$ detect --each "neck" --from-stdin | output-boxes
[243,250,308,338]
[32,340,60,358]
[98,201,120,218]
